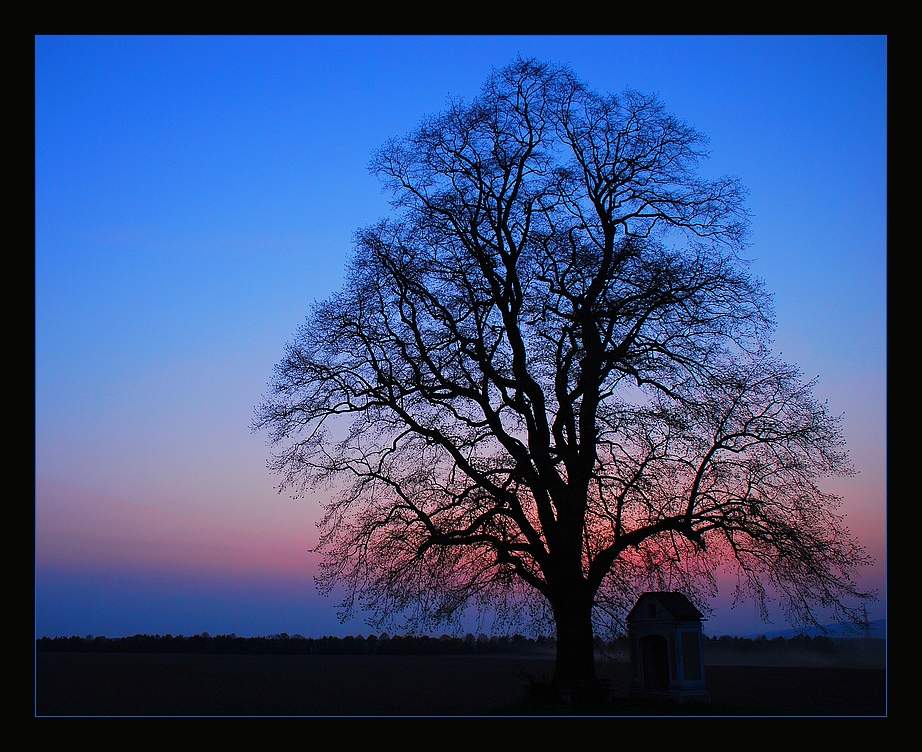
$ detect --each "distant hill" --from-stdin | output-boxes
[742,619,886,640]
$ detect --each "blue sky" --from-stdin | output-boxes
[35,35,886,638]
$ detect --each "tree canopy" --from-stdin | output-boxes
[254,57,874,687]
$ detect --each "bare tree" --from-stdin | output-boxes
[254,58,874,691]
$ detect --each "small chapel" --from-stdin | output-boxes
[626,591,710,703]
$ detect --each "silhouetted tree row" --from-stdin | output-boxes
[704,633,885,653]
[36,631,881,657]
[35,632,559,656]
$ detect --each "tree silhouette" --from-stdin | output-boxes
[254,58,874,692]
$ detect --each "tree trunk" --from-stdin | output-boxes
[550,589,602,701]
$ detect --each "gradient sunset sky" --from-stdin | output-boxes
[35,35,887,639]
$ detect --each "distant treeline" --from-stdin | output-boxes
[35,631,881,657]
[35,632,556,656]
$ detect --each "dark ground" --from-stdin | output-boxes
[35,651,887,717]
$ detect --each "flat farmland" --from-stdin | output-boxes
[35,651,886,716]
